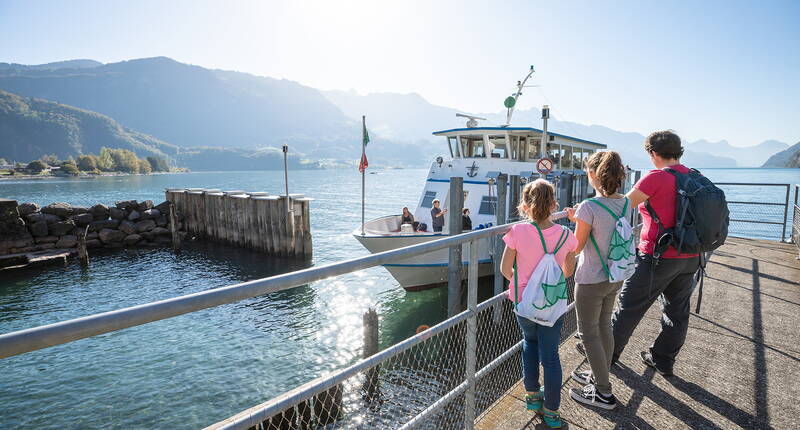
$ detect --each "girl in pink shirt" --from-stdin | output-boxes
[501,179,577,428]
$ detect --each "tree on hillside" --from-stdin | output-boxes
[61,162,79,175]
[77,154,98,171]
[26,160,47,173]
[0,158,7,165]
[138,157,152,174]
[40,154,59,165]
[147,156,170,172]
[98,147,114,171]
[108,148,140,173]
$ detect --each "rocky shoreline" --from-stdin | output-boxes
[0,199,184,256]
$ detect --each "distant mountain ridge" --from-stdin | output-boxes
[762,142,800,168]
[0,57,792,169]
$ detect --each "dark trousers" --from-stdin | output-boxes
[611,252,700,370]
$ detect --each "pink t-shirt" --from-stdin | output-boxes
[635,164,699,258]
[503,223,578,302]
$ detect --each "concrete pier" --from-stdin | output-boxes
[475,237,800,430]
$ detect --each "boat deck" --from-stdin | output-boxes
[475,237,800,430]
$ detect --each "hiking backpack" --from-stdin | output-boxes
[587,197,636,282]
[513,223,571,327]
[646,168,729,256]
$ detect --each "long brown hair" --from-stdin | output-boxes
[517,179,556,223]
[585,151,626,197]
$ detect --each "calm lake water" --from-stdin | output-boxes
[0,167,797,429]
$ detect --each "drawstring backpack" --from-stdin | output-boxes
[588,197,636,282]
[514,223,570,327]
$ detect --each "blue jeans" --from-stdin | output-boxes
[516,314,563,411]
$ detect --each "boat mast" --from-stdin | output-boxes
[504,65,535,126]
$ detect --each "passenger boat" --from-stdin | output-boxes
[353,68,607,291]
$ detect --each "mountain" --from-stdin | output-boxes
[687,139,788,167]
[0,59,103,72]
[762,142,800,168]
[0,89,178,161]
[0,89,317,171]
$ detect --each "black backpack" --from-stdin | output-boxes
[645,167,729,312]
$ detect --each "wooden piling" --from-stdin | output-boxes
[494,174,508,301]
[169,202,181,252]
[77,225,89,267]
[509,175,521,221]
[363,308,380,401]
[447,177,464,317]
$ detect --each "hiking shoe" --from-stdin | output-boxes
[525,391,543,412]
[571,369,595,385]
[574,332,583,340]
[541,407,563,428]
[640,351,674,377]
[575,341,586,356]
[570,384,617,410]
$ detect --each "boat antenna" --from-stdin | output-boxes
[503,65,535,126]
[455,113,487,128]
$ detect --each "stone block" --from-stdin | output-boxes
[55,235,78,248]
[109,207,126,220]
[99,228,126,243]
[155,215,168,227]
[127,210,141,221]
[49,220,76,236]
[152,227,170,236]
[18,202,39,217]
[115,200,138,210]
[136,200,154,212]
[135,219,156,233]
[69,213,94,226]
[89,204,109,219]
[143,208,160,220]
[88,219,120,233]
[35,243,56,251]
[41,202,72,218]
[30,221,49,237]
[123,234,142,246]
[86,239,102,248]
[86,232,98,240]
[72,206,89,215]
[119,220,137,235]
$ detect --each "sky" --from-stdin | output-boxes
[1,0,798,148]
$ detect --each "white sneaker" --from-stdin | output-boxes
[569,384,617,410]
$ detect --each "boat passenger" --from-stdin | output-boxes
[565,151,628,410]
[430,199,447,232]
[462,208,472,231]
[401,207,418,231]
[500,179,578,429]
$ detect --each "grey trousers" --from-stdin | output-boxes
[575,280,622,393]
[611,252,700,371]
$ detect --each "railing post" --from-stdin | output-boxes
[448,177,464,317]
[464,238,479,430]
[493,174,508,323]
[509,175,521,221]
[782,184,790,242]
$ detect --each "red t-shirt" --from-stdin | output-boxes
[635,164,699,258]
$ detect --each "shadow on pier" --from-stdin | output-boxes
[475,237,800,430]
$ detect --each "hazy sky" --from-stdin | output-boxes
[1,0,798,147]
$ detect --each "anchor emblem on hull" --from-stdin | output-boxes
[466,161,479,177]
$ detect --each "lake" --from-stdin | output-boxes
[0,167,797,429]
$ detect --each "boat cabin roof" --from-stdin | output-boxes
[432,127,606,149]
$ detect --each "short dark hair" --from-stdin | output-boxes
[644,130,683,160]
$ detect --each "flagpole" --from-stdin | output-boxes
[361,115,366,236]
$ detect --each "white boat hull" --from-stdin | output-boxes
[353,224,495,291]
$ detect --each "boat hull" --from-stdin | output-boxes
[353,231,495,291]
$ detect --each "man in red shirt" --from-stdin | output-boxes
[611,130,700,376]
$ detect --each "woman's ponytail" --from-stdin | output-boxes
[585,151,625,196]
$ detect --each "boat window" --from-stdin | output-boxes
[478,195,497,215]
[528,139,542,160]
[461,138,486,158]
[421,191,437,208]
[574,148,584,170]
[547,143,560,167]
[561,146,573,169]
[489,135,507,158]
[448,137,460,158]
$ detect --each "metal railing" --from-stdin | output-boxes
[0,213,577,430]
[792,184,799,252]
[716,183,792,242]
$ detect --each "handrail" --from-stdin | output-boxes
[0,211,566,359]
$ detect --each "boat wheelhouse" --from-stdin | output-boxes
[353,124,606,291]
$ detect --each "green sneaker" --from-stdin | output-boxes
[541,407,562,428]
[525,391,543,411]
